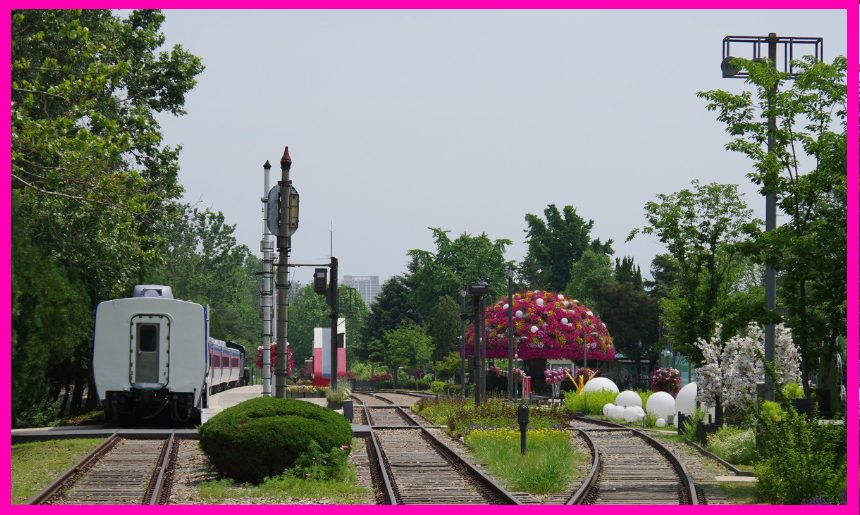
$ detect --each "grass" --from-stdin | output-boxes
[11,437,105,504]
[464,426,585,494]
[194,437,373,504]
[719,482,765,504]
[706,427,758,465]
[196,475,373,504]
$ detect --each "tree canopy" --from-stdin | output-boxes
[10,9,204,422]
[523,204,613,292]
[407,228,512,320]
[628,181,763,362]
[697,55,847,401]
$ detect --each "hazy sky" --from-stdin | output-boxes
[154,9,849,288]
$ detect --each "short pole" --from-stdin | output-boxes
[517,404,529,455]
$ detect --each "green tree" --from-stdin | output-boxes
[698,55,847,403]
[407,228,512,320]
[564,248,613,310]
[11,9,203,418]
[285,283,369,367]
[10,196,93,422]
[523,204,614,292]
[144,205,262,346]
[429,295,462,364]
[434,351,464,384]
[595,280,660,379]
[628,181,763,362]
[367,322,433,389]
[12,9,204,300]
[357,275,422,370]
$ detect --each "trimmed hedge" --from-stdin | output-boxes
[198,396,352,484]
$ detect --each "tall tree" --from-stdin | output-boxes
[698,55,847,403]
[367,322,433,389]
[429,295,462,364]
[357,275,422,367]
[628,181,763,363]
[523,204,613,292]
[595,279,660,380]
[12,9,204,300]
[407,228,512,320]
[565,248,613,311]
[11,9,203,419]
[144,205,262,345]
[285,283,369,366]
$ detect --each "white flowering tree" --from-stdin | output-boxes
[695,323,801,425]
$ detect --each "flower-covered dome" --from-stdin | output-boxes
[465,290,614,362]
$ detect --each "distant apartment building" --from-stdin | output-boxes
[342,275,380,306]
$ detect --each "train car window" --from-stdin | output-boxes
[232,358,238,368]
[138,325,158,352]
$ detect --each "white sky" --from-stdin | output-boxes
[154,9,849,288]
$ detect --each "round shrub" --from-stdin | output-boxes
[198,396,352,484]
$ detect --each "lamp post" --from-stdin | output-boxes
[506,265,515,401]
[459,288,467,399]
[721,33,822,401]
[468,280,490,407]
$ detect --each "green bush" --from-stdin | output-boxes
[707,426,757,465]
[563,389,618,416]
[198,396,352,484]
[760,401,786,423]
[430,381,446,394]
[782,382,804,399]
[755,410,847,504]
[376,380,393,389]
[446,384,474,397]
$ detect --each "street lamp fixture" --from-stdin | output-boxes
[721,33,822,402]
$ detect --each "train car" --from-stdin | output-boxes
[92,284,246,422]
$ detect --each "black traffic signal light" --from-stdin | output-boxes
[314,268,328,295]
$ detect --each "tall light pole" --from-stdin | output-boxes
[260,161,274,396]
[721,33,823,401]
[506,265,515,401]
[459,288,467,399]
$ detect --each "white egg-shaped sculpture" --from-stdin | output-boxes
[530,325,538,333]
[656,418,666,428]
[615,390,642,408]
[536,298,544,306]
[623,406,640,422]
[645,391,676,419]
[503,303,509,310]
[561,318,568,325]
[675,382,698,417]
[610,405,625,420]
[637,412,645,421]
[582,377,619,394]
[635,406,646,416]
[515,310,523,318]
[603,403,615,417]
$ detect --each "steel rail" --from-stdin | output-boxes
[566,428,601,505]
[573,415,699,505]
[147,433,176,505]
[25,432,121,505]
[354,398,398,505]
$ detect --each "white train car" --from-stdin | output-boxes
[93,285,213,422]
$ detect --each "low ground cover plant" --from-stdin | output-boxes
[706,426,757,465]
[464,426,583,493]
[755,408,846,504]
[562,389,618,416]
[413,396,567,437]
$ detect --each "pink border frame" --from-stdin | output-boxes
[3,3,857,513]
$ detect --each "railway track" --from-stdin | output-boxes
[27,433,178,505]
[352,394,700,505]
[351,393,520,504]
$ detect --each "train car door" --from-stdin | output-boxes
[130,314,170,388]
